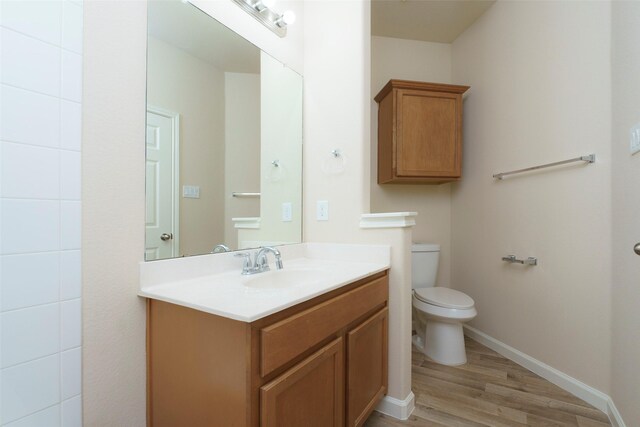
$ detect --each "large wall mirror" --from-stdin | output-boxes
[145,0,303,261]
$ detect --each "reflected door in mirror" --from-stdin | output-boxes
[145,108,180,261]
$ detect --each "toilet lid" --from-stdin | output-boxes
[414,287,475,309]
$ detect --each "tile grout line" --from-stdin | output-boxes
[0,82,82,104]
[1,23,83,55]
[57,7,65,420]
[0,139,82,155]
[1,402,60,426]
[1,300,78,316]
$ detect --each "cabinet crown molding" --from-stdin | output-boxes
[374,79,470,103]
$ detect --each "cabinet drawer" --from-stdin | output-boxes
[260,275,388,377]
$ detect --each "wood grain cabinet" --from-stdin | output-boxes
[147,271,389,427]
[375,80,470,184]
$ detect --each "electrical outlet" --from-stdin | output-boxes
[631,123,640,155]
[282,202,292,222]
[316,200,329,221]
[182,185,200,198]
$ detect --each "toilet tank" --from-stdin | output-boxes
[411,243,440,289]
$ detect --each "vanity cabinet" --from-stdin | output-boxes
[375,80,470,184]
[146,271,389,427]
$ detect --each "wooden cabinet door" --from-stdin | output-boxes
[396,89,461,178]
[261,338,344,427]
[346,308,388,427]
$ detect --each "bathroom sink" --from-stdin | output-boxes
[242,268,325,290]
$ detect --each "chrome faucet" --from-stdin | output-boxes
[212,244,231,253]
[234,246,284,275]
[256,246,284,271]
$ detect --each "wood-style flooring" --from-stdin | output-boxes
[365,337,611,427]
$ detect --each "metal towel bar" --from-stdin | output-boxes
[232,192,261,198]
[493,154,595,180]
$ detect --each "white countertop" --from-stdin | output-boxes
[139,243,390,322]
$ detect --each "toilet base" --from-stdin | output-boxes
[416,319,468,366]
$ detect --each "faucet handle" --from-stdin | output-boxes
[234,252,252,272]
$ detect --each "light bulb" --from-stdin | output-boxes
[262,0,276,9]
[281,10,296,25]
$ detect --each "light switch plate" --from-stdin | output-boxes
[316,200,329,221]
[282,202,292,222]
[631,123,640,155]
[182,185,200,198]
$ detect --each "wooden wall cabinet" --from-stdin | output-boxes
[375,80,470,184]
[147,271,389,427]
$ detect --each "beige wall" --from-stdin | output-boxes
[257,52,303,245]
[371,36,453,286]
[304,1,372,241]
[611,1,640,424]
[82,2,147,425]
[304,1,414,408]
[147,36,226,256]
[451,0,612,393]
[224,72,260,249]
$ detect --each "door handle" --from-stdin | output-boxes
[634,243,640,256]
[160,233,173,241]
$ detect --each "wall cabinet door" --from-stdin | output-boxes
[346,308,388,427]
[397,89,460,178]
[375,80,469,184]
[260,338,345,427]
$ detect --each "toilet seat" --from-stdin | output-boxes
[414,287,475,310]
[412,294,477,322]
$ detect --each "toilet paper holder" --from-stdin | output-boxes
[502,255,538,266]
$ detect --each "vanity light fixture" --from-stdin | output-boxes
[231,0,295,37]
[275,10,296,27]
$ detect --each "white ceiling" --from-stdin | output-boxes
[147,0,260,74]
[372,0,496,44]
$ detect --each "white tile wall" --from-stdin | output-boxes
[60,101,81,151]
[4,405,60,427]
[61,396,81,427]
[1,355,60,423]
[1,142,60,199]
[60,300,80,351]
[0,1,83,424]
[1,253,59,311]
[1,304,60,368]
[1,29,61,97]
[60,348,80,400]
[0,86,61,148]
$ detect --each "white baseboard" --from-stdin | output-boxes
[375,391,415,420]
[464,325,626,427]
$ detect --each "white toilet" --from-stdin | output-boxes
[412,243,477,366]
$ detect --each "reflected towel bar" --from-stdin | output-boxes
[493,154,595,180]
[232,192,261,198]
[502,255,538,266]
